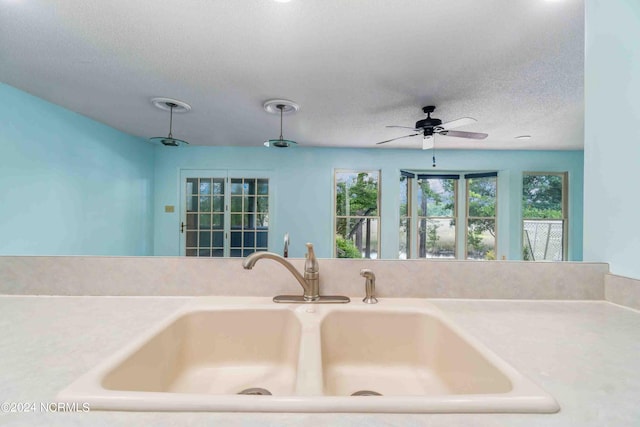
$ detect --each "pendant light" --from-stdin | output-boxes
[149,97,191,146]
[263,99,299,148]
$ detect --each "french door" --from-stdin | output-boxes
[180,170,271,257]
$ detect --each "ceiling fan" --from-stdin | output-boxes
[376,105,488,150]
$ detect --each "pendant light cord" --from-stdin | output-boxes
[168,104,174,138]
[279,105,284,140]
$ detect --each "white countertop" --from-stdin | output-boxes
[1,296,639,426]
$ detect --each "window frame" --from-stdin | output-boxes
[399,173,413,259]
[333,169,381,259]
[521,171,568,261]
[416,175,459,259]
[464,173,498,260]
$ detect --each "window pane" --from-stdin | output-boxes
[257,197,268,214]
[418,218,455,258]
[256,232,268,248]
[400,176,408,217]
[257,179,269,195]
[523,220,564,261]
[335,171,379,217]
[418,179,455,217]
[468,177,496,217]
[399,175,411,259]
[256,213,269,228]
[522,173,566,261]
[399,217,410,260]
[467,219,496,260]
[522,174,563,219]
[244,196,256,213]
[336,217,379,259]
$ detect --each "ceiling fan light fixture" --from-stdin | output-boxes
[263,99,299,149]
[149,97,191,147]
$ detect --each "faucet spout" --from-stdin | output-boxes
[242,249,319,301]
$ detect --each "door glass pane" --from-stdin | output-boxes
[199,179,211,195]
[212,196,224,212]
[212,178,224,195]
[199,214,211,230]
[231,196,242,212]
[231,179,243,195]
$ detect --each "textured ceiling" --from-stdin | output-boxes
[0,0,584,150]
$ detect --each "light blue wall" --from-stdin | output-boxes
[0,83,155,255]
[584,0,640,279]
[0,82,583,259]
[154,146,583,260]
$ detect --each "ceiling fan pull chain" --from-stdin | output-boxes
[432,145,437,167]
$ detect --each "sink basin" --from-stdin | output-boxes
[58,297,559,413]
[102,309,301,395]
[321,310,512,396]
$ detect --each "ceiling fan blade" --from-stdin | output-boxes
[386,125,419,130]
[422,137,434,150]
[375,133,420,145]
[440,117,477,130]
[438,130,488,140]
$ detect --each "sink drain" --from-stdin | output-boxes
[238,387,272,396]
[351,390,382,396]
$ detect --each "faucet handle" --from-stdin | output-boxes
[304,242,319,274]
[360,269,378,304]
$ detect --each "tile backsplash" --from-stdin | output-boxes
[0,256,608,300]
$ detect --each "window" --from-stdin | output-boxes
[400,171,498,260]
[417,175,458,258]
[522,173,567,261]
[466,173,497,260]
[182,172,270,257]
[335,170,380,259]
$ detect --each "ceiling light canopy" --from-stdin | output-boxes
[263,99,299,148]
[149,97,191,147]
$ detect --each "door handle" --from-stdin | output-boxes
[180,222,185,233]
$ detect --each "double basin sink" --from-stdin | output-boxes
[57,297,559,413]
